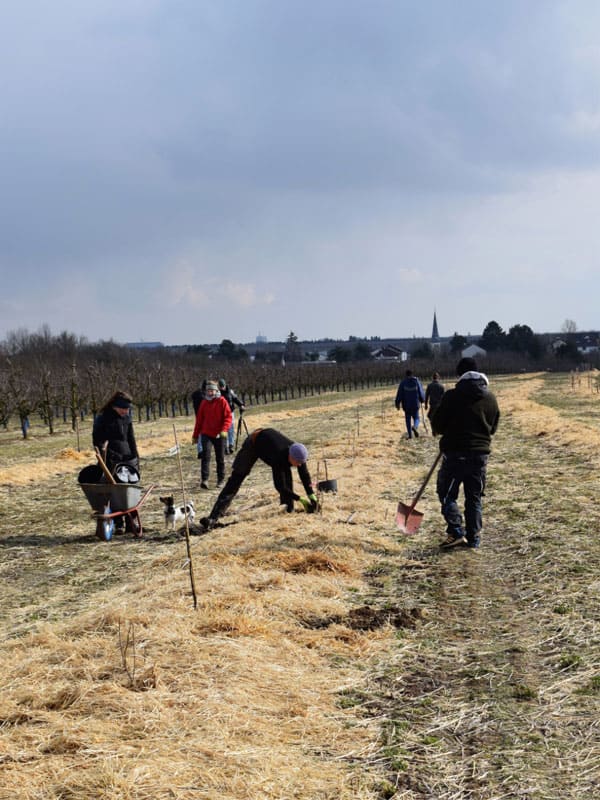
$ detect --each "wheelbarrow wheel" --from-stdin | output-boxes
[96,517,115,541]
[126,511,143,538]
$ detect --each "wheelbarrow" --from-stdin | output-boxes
[79,451,155,541]
[79,480,156,540]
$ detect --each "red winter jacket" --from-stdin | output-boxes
[193,396,232,439]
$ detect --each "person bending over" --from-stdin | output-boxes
[199,427,317,530]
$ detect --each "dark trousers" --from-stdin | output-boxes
[436,452,488,546]
[208,435,258,520]
[403,407,420,437]
[200,434,226,483]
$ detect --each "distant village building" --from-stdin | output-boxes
[461,343,486,359]
[126,341,164,349]
[371,344,408,361]
[575,333,600,354]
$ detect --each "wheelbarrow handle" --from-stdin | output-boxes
[95,447,117,484]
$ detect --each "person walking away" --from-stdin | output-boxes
[192,381,232,489]
[425,372,445,426]
[395,370,426,438]
[92,390,140,476]
[199,428,318,530]
[431,357,500,550]
[217,378,245,454]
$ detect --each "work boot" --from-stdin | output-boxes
[440,535,468,549]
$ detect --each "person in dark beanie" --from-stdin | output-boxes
[92,390,139,475]
[425,372,445,425]
[395,369,426,438]
[431,357,500,550]
[191,379,208,459]
[199,428,317,531]
[217,378,245,454]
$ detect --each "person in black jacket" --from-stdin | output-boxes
[431,357,500,550]
[424,372,445,424]
[92,390,140,475]
[199,428,317,530]
[191,380,207,459]
[217,378,245,454]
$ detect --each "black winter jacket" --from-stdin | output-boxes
[252,428,313,503]
[221,386,244,413]
[431,373,499,454]
[92,409,139,471]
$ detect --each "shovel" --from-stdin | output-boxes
[396,451,442,534]
[94,446,117,485]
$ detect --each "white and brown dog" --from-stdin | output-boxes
[159,496,195,530]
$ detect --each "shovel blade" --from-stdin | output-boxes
[396,502,424,535]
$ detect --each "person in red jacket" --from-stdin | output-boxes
[192,381,232,489]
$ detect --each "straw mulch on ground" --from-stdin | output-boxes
[0,373,599,799]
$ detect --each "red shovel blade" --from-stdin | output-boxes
[396,502,424,535]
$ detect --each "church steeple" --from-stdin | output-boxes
[431,310,440,342]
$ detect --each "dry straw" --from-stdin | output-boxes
[1,375,600,798]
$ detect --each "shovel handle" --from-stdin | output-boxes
[94,446,117,484]
[405,450,442,518]
[420,404,429,434]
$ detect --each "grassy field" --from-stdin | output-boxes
[0,372,599,799]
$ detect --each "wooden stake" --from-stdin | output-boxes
[173,424,198,610]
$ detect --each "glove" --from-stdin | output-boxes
[308,493,318,510]
[219,431,228,438]
[299,496,317,513]
[192,436,198,444]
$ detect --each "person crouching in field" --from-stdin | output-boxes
[192,381,232,490]
[199,428,317,531]
[431,357,500,551]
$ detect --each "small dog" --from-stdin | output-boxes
[159,496,195,530]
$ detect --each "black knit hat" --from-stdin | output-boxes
[456,357,477,376]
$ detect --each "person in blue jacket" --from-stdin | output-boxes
[395,369,426,439]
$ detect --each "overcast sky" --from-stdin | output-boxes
[2,1,600,346]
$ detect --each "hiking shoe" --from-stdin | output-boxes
[216,479,224,488]
[200,481,209,490]
[412,426,419,438]
[440,535,468,549]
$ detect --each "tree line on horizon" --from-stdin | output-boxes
[0,318,589,364]
[0,319,594,438]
